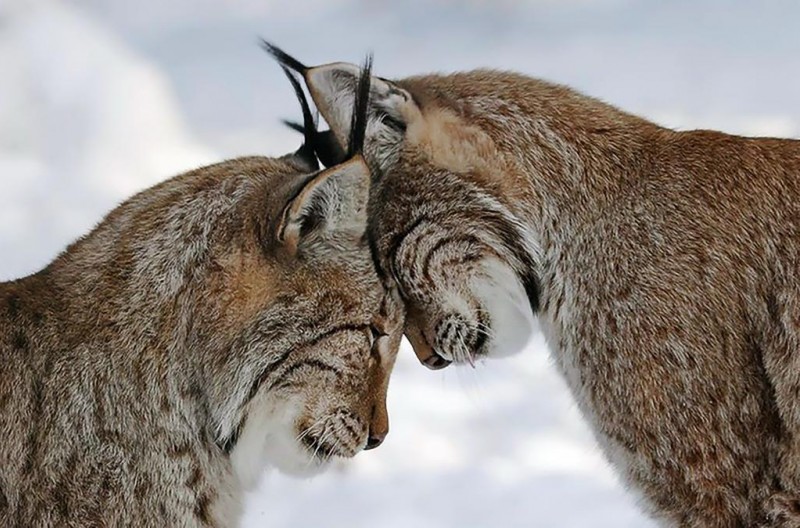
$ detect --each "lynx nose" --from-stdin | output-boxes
[365,431,386,450]
[405,317,453,370]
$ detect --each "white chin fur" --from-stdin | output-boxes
[230,395,328,490]
[472,257,537,358]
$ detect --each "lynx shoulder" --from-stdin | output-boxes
[273,45,800,526]
[0,65,402,527]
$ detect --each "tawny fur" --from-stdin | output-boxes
[0,154,402,527]
[285,58,800,526]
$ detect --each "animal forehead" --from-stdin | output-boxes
[213,258,384,347]
[307,327,372,359]
[308,262,383,308]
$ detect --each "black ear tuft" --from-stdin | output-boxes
[282,120,305,135]
[279,66,318,169]
[260,39,309,74]
[347,54,373,159]
[312,130,347,168]
[281,123,347,169]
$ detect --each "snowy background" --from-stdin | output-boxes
[3,1,799,526]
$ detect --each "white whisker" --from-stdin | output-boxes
[475,322,496,340]
[295,414,328,444]
[457,331,476,368]
[305,424,336,470]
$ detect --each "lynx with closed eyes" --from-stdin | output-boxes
[271,44,800,526]
[0,60,401,527]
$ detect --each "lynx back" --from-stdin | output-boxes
[272,45,800,526]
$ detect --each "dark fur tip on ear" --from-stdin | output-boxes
[259,39,308,74]
[280,66,318,159]
[314,130,348,168]
[282,120,305,135]
[292,144,319,173]
[282,121,347,168]
[347,53,374,159]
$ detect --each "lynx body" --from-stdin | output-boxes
[274,49,800,526]
[0,69,401,527]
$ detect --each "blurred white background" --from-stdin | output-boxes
[2,1,799,526]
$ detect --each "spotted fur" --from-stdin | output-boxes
[0,103,402,525]
[273,45,800,526]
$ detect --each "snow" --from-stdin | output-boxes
[0,0,213,279]
[2,1,799,526]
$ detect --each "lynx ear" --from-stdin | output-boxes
[277,157,370,255]
[260,41,415,155]
[304,62,415,152]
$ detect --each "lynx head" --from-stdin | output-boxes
[266,44,538,370]
[70,61,402,486]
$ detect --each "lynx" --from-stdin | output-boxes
[270,45,800,526]
[0,64,402,527]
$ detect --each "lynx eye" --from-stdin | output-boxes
[368,325,388,362]
[368,325,384,346]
